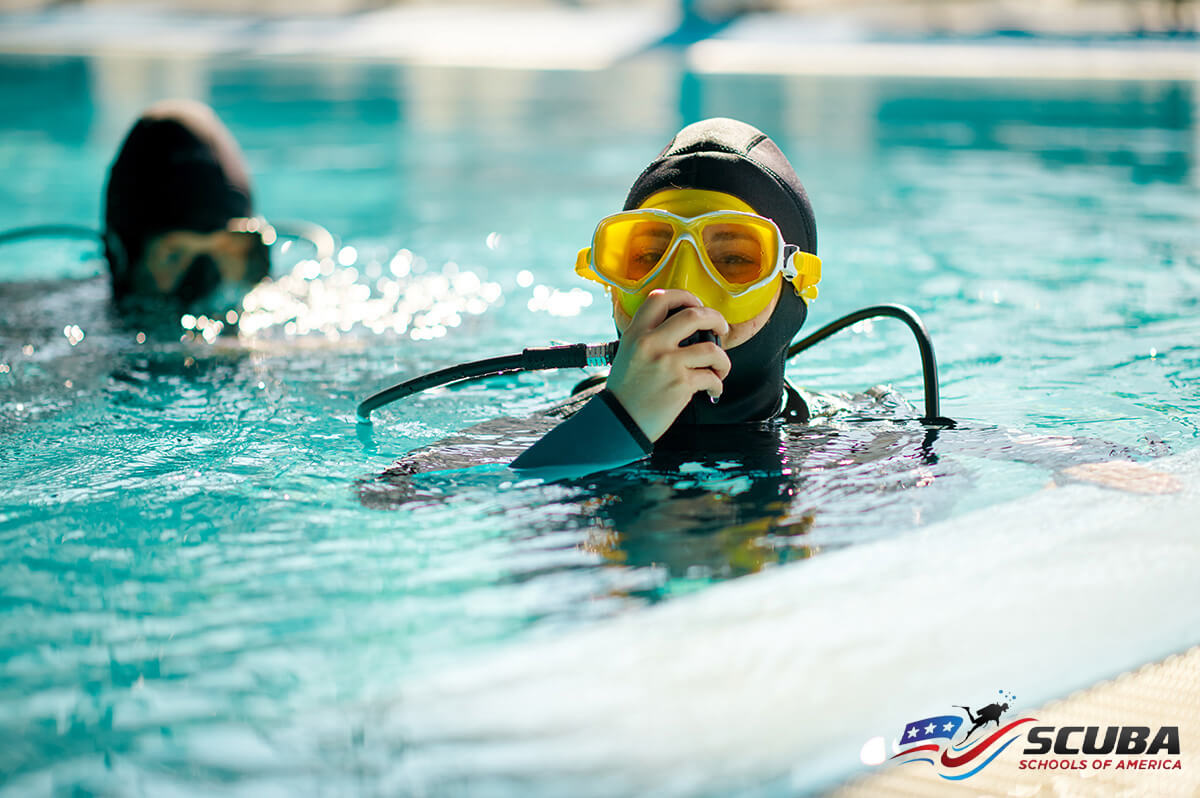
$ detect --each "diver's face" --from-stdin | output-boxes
[138,229,265,294]
[611,189,782,350]
[131,227,270,311]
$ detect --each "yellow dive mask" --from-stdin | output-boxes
[574,190,821,324]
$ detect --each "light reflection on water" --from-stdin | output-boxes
[0,54,1198,795]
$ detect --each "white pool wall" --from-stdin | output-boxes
[366,448,1200,796]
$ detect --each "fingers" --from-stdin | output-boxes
[679,341,731,381]
[627,289,704,336]
[658,305,729,348]
[606,289,732,437]
[688,364,725,403]
[630,290,729,345]
[629,291,730,399]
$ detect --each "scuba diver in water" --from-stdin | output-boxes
[360,116,1175,492]
[0,99,333,321]
[102,99,271,316]
[510,117,822,474]
[357,117,1175,586]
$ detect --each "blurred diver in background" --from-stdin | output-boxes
[103,99,271,316]
[0,99,332,323]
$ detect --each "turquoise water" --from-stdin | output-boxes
[1,54,1198,794]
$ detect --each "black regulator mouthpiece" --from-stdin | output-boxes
[174,254,222,307]
[666,306,720,348]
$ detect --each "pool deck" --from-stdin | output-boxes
[0,3,1197,78]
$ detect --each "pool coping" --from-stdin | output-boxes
[0,5,1197,79]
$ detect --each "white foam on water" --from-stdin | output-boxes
[360,448,1200,796]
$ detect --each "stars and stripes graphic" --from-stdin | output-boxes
[901,714,962,744]
[891,709,1038,780]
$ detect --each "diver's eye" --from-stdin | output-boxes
[631,248,666,265]
[706,248,764,284]
[625,245,667,279]
[702,225,766,284]
[712,253,755,265]
[617,222,674,281]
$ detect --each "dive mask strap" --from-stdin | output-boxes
[103,228,133,294]
[782,244,822,303]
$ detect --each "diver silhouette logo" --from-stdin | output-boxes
[954,697,1011,743]
[889,690,1037,780]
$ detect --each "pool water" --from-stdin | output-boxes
[1,53,1198,795]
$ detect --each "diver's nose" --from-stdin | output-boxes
[660,239,707,297]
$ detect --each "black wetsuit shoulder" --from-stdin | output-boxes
[511,379,811,474]
[510,386,652,472]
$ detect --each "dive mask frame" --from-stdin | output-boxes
[105,216,276,300]
[575,209,821,324]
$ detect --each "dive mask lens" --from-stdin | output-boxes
[223,218,275,284]
[173,230,270,317]
[698,216,779,290]
[592,216,674,289]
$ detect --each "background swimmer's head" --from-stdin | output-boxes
[620,118,818,424]
[103,100,263,309]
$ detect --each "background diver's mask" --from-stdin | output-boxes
[575,207,820,325]
[106,217,273,316]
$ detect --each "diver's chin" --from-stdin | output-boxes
[183,281,256,321]
[115,283,253,337]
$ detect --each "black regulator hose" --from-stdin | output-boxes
[271,219,337,262]
[0,224,102,246]
[356,304,950,426]
[787,303,951,425]
[356,341,619,423]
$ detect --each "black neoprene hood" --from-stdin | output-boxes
[623,117,817,255]
[103,100,253,294]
